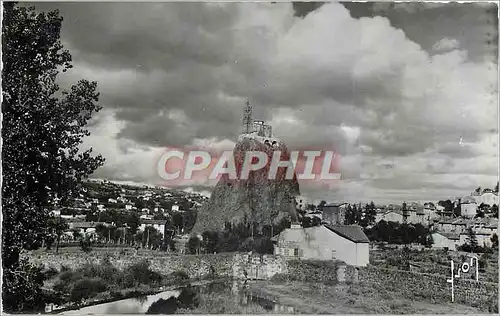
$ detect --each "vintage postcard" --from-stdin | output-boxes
[1,1,498,314]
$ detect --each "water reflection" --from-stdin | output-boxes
[58,280,294,315]
[59,290,181,315]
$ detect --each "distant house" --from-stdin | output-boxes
[377,210,404,223]
[68,221,111,236]
[475,191,499,206]
[437,219,456,233]
[459,231,493,248]
[139,219,167,238]
[140,214,154,220]
[431,232,460,250]
[322,203,347,225]
[460,196,477,218]
[125,204,133,210]
[472,218,498,238]
[108,198,117,204]
[172,205,181,212]
[295,196,311,211]
[60,214,86,221]
[272,224,369,266]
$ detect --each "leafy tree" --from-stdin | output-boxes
[125,212,140,235]
[365,201,377,226]
[79,236,93,253]
[311,216,322,226]
[345,203,361,225]
[173,213,184,234]
[492,205,498,218]
[201,231,218,254]
[2,3,104,312]
[491,233,498,249]
[302,216,312,228]
[183,210,198,233]
[475,187,482,194]
[187,236,201,255]
[71,229,82,241]
[453,202,461,217]
[46,217,69,252]
[495,182,499,193]
[253,237,274,254]
[317,200,327,212]
[466,227,478,250]
[143,226,163,249]
[95,224,109,243]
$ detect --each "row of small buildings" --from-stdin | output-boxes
[431,217,498,249]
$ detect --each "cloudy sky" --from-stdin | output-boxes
[29,1,498,204]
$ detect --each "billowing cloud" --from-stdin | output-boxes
[26,1,497,203]
[432,38,460,52]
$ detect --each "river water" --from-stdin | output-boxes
[57,280,294,314]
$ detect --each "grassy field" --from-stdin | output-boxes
[249,281,486,314]
[370,248,499,283]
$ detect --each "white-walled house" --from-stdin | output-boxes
[459,231,493,248]
[140,214,154,220]
[431,232,460,250]
[272,224,369,267]
[460,196,477,218]
[138,220,167,238]
[377,210,404,223]
[475,192,499,206]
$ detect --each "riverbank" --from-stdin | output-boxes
[48,278,228,314]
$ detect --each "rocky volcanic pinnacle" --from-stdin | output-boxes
[192,136,300,234]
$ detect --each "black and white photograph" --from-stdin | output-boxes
[1,1,499,314]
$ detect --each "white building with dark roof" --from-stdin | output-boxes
[272,224,369,266]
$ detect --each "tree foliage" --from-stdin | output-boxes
[2,3,104,312]
[365,220,433,246]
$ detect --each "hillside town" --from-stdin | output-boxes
[49,179,498,264]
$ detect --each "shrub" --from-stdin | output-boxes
[177,285,200,309]
[79,236,93,253]
[43,267,59,280]
[146,297,178,314]
[270,273,289,283]
[170,270,189,282]
[123,260,162,287]
[69,278,108,302]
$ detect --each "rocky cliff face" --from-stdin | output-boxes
[192,136,300,234]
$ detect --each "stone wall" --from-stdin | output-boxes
[284,260,359,283]
[22,250,287,280]
[232,253,287,280]
[359,266,498,312]
[24,250,234,279]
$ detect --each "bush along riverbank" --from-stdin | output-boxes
[44,257,222,312]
